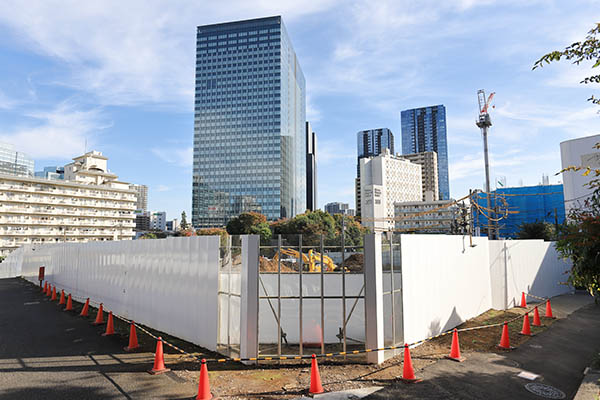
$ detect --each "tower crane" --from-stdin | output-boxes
[476,89,496,239]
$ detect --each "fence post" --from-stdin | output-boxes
[240,235,260,364]
[364,233,384,364]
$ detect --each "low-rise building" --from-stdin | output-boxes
[0,150,136,255]
[394,200,460,233]
[150,211,167,231]
[324,202,351,215]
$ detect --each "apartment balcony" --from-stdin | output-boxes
[0,183,135,203]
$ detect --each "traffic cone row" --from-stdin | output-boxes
[64,294,73,311]
[58,289,65,305]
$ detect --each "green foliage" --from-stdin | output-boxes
[271,210,337,246]
[329,214,370,247]
[533,23,600,105]
[140,232,157,239]
[0,255,5,263]
[226,212,271,244]
[197,227,229,246]
[516,221,555,241]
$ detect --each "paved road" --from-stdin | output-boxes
[366,292,600,400]
[0,278,197,399]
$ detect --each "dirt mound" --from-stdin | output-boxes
[259,256,296,272]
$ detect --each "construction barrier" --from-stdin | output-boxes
[35,277,560,396]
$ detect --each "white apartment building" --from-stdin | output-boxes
[0,151,136,255]
[150,211,167,231]
[560,134,600,214]
[360,149,422,232]
[394,200,459,233]
[400,151,439,201]
[130,184,148,212]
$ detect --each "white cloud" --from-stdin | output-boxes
[0,1,341,107]
[0,101,107,159]
[156,184,171,192]
[151,146,193,167]
[0,90,16,110]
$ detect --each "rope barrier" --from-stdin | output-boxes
[46,283,551,364]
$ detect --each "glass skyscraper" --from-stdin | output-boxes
[0,143,34,177]
[192,16,306,228]
[400,105,450,200]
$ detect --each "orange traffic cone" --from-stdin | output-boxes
[124,322,140,352]
[519,292,527,308]
[46,284,52,297]
[520,313,532,336]
[58,290,65,305]
[92,303,104,325]
[102,312,115,336]
[533,306,542,327]
[309,354,325,394]
[196,359,212,400]
[51,286,57,301]
[80,298,90,317]
[148,337,170,375]
[498,322,514,350]
[445,329,465,362]
[401,344,421,383]
[64,294,73,311]
[545,299,555,319]
[43,282,48,294]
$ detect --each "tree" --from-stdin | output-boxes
[197,227,229,247]
[533,23,600,105]
[534,26,600,301]
[226,212,271,244]
[516,221,555,241]
[140,232,157,239]
[271,210,337,246]
[180,211,189,230]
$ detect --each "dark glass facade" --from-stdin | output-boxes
[192,16,306,227]
[356,128,394,175]
[401,105,450,200]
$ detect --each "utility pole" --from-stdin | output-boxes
[476,89,496,239]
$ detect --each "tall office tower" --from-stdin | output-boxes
[400,151,439,201]
[0,143,34,177]
[129,184,148,212]
[306,122,317,211]
[355,128,394,217]
[401,105,449,200]
[193,16,306,228]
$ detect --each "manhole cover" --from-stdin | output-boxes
[524,383,565,399]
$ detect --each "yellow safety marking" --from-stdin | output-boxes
[325,353,333,357]
[264,357,272,360]
[365,349,372,352]
[294,356,302,360]
[249,358,257,361]
[233,358,241,362]
[280,356,287,360]
[217,359,226,362]
[339,352,346,355]
[352,350,360,354]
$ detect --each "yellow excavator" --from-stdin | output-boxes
[272,248,338,272]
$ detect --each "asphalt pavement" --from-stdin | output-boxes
[0,278,197,399]
[366,292,600,400]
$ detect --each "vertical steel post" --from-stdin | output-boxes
[277,234,282,358]
[298,234,303,359]
[227,236,232,354]
[341,216,347,358]
[320,234,325,355]
[364,233,384,364]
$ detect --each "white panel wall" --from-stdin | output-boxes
[399,235,492,345]
[258,273,365,344]
[13,236,220,351]
[489,240,572,309]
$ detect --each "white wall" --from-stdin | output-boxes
[13,236,221,351]
[560,134,600,214]
[257,273,365,344]
[399,235,492,345]
[489,240,572,309]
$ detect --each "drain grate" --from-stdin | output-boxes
[524,383,566,399]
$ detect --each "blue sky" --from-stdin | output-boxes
[0,1,599,220]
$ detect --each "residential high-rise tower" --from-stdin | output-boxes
[401,105,449,200]
[192,16,306,227]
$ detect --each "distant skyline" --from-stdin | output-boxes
[0,1,599,220]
